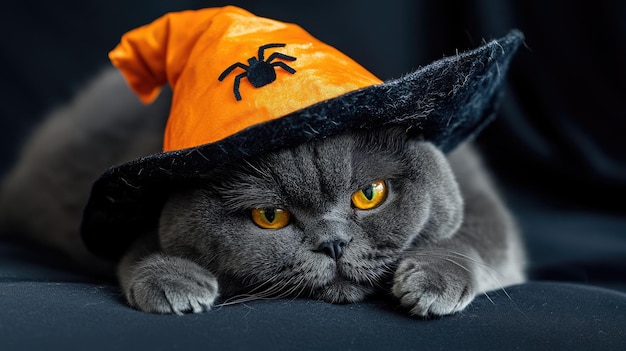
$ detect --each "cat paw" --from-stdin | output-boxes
[125,255,219,315]
[392,257,474,317]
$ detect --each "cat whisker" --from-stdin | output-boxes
[275,278,307,300]
[482,291,496,305]
[242,159,273,179]
[242,272,282,294]
[218,293,282,306]
[353,260,396,291]
[406,251,499,306]
[218,279,283,306]
[294,278,310,300]
[430,250,514,304]
[218,273,310,307]
[425,253,473,275]
[443,250,498,273]
[218,288,284,306]
[404,248,514,304]
[444,250,514,303]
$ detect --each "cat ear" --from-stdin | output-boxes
[108,8,226,103]
[404,141,464,240]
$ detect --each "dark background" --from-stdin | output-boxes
[2,0,625,204]
[1,0,625,285]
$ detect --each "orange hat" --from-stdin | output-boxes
[82,6,524,260]
[108,6,382,152]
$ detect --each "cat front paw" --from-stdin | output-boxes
[392,257,475,317]
[125,254,219,315]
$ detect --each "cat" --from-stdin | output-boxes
[0,67,526,317]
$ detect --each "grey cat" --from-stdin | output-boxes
[0,67,525,316]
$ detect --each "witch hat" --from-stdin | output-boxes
[81,6,524,260]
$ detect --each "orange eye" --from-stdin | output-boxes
[351,180,387,210]
[251,208,291,229]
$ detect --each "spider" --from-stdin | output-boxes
[218,43,297,101]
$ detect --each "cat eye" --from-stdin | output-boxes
[351,179,388,210]
[251,207,291,229]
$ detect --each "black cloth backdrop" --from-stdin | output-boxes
[2,1,624,208]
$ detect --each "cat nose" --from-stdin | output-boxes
[316,239,348,261]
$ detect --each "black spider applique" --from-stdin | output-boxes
[218,43,296,101]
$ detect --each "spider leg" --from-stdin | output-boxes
[218,62,248,81]
[258,43,286,61]
[266,52,296,63]
[232,72,248,101]
[272,62,296,75]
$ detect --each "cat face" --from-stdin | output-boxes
[158,129,463,303]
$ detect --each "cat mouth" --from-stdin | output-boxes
[307,265,379,303]
[312,276,374,303]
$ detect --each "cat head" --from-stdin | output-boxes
[158,129,463,303]
[81,27,523,261]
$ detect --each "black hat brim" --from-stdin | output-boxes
[81,30,524,260]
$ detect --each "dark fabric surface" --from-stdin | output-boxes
[505,189,626,293]
[1,1,625,350]
[1,279,625,351]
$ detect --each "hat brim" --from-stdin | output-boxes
[82,30,524,260]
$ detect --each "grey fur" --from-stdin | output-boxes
[0,68,170,274]
[0,67,525,316]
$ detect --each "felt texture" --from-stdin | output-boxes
[81,30,524,260]
[110,6,383,151]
